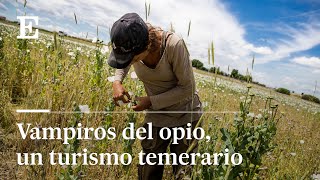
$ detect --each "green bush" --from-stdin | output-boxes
[193,87,279,179]
[230,69,239,78]
[200,66,208,71]
[191,59,203,69]
[276,88,291,95]
[302,94,320,104]
[209,67,216,73]
[239,75,252,82]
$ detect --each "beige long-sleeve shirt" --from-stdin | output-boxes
[114,33,202,127]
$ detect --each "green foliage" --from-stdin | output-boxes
[58,104,84,180]
[192,59,203,69]
[0,22,316,180]
[209,67,218,74]
[209,67,214,73]
[275,88,291,95]
[252,81,266,87]
[230,69,252,82]
[193,87,280,179]
[211,41,214,65]
[220,94,279,179]
[230,69,239,78]
[122,113,136,164]
[200,66,208,71]
[240,75,252,82]
[302,94,320,104]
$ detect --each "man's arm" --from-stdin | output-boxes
[149,39,196,110]
[112,65,131,105]
[114,65,131,83]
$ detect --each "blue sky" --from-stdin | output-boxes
[0,0,319,98]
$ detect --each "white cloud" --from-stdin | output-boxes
[256,62,320,97]
[281,76,299,87]
[147,0,275,72]
[258,22,320,63]
[10,0,141,28]
[277,23,320,54]
[252,71,271,86]
[243,44,273,55]
[292,56,320,68]
[0,2,8,11]
[4,0,320,97]
[6,0,320,66]
[7,0,272,72]
[312,69,320,74]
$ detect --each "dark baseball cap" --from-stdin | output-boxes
[107,13,149,69]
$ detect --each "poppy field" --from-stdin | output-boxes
[0,21,319,179]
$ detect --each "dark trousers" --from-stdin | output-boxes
[138,121,199,180]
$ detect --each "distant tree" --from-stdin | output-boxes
[276,88,291,95]
[192,59,203,69]
[230,69,239,79]
[302,94,320,104]
[243,75,252,82]
[238,74,246,81]
[216,67,220,74]
[200,66,208,71]
[221,71,228,76]
[252,81,266,87]
[209,67,215,73]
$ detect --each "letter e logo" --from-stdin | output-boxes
[17,16,39,39]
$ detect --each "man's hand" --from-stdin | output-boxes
[112,80,131,106]
[132,96,151,111]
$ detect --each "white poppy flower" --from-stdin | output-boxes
[101,46,109,54]
[127,103,132,108]
[311,174,320,180]
[117,100,124,106]
[46,42,52,48]
[92,37,97,43]
[79,105,90,114]
[67,52,75,57]
[107,76,115,82]
[128,91,134,96]
[256,114,263,119]
[290,152,296,156]
[130,71,138,79]
[202,101,208,107]
[247,112,255,118]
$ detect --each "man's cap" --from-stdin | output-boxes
[108,13,149,69]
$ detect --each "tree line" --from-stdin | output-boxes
[192,59,263,86]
